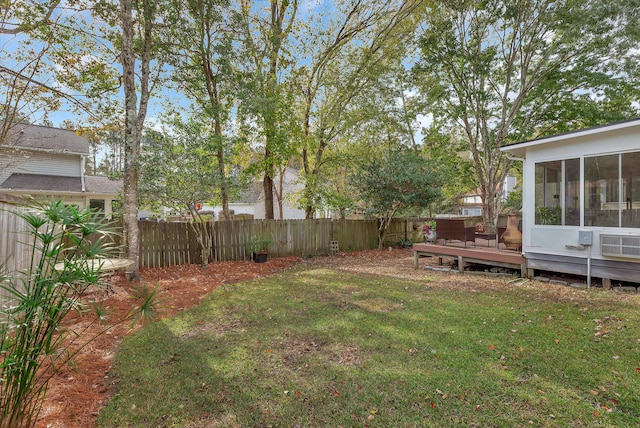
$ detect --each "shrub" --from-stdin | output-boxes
[0,200,118,427]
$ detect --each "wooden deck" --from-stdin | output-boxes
[413,240,527,277]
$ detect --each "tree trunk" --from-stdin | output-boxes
[378,206,399,249]
[305,205,314,219]
[119,0,155,279]
[263,171,274,219]
[273,167,285,220]
[215,119,230,220]
[378,216,390,249]
[120,0,140,280]
[189,212,212,267]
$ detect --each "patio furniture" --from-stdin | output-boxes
[435,219,476,248]
[475,232,498,247]
[54,257,134,293]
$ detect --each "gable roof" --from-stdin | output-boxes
[0,173,121,195]
[84,176,122,195]
[501,118,640,157]
[3,123,89,155]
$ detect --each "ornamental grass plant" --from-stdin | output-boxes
[0,199,153,427]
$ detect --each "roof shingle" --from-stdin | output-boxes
[3,123,89,155]
[0,173,121,195]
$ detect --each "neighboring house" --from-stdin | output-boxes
[501,118,640,286]
[458,175,518,217]
[207,168,307,220]
[254,168,306,220]
[459,191,483,217]
[0,123,121,217]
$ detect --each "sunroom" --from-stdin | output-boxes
[502,118,640,287]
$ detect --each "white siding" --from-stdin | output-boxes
[521,124,640,262]
[0,203,33,310]
[0,150,81,183]
[255,169,307,220]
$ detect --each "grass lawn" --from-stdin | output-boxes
[99,264,640,427]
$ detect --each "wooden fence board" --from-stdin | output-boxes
[8,217,427,271]
[0,203,32,310]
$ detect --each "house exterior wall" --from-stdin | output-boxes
[202,203,255,221]
[253,200,266,219]
[513,122,640,282]
[277,201,306,220]
[522,124,640,259]
[0,150,81,183]
[0,191,116,218]
[1,125,121,220]
[253,201,306,220]
[254,169,307,220]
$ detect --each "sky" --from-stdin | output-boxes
[2,0,433,145]
[1,0,336,127]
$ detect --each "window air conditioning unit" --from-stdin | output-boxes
[600,234,640,259]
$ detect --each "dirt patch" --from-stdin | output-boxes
[281,339,361,369]
[281,339,325,369]
[329,345,361,367]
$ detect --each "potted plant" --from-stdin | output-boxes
[422,221,436,243]
[248,237,272,263]
[536,206,561,225]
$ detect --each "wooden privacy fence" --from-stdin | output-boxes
[138,217,431,268]
[0,201,34,308]
[1,211,433,271]
[0,202,28,274]
[139,219,379,268]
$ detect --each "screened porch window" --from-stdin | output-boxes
[535,159,579,225]
[584,151,640,227]
[534,152,640,228]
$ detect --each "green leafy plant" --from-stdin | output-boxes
[248,237,272,254]
[0,199,161,427]
[397,236,414,248]
[129,283,165,327]
[536,206,561,225]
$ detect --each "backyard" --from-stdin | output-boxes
[37,249,640,427]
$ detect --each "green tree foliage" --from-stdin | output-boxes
[166,0,238,220]
[503,186,522,212]
[414,0,640,230]
[236,0,299,219]
[0,0,107,142]
[420,126,476,214]
[139,118,229,266]
[351,148,442,248]
[295,0,424,218]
